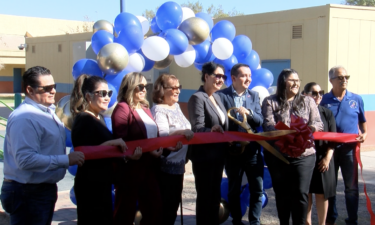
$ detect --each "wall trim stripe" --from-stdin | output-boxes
[360,94,375,112]
[179,89,197,103]
[0,76,13,82]
[56,83,73,94]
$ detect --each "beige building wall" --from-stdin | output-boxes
[328,5,375,95]
[171,5,331,92]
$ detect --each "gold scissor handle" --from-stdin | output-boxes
[227,107,252,131]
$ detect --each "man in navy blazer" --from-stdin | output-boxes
[217,63,264,225]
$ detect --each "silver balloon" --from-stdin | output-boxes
[178,17,210,45]
[100,102,117,118]
[153,55,174,70]
[218,198,230,224]
[267,86,277,95]
[93,20,113,34]
[134,210,142,225]
[55,95,73,130]
[97,43,129,75]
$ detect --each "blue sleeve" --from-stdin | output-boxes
[358,96,366,123]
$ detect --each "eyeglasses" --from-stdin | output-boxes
[136,84,150,91]
[164,85,182,91]
[308,90,324,98]
[286,79,301,84]
[92,90,113,98]
[211,74,227,81]
[331,75,350,81]
[33,84,56,92]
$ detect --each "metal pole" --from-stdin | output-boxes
[120,0,125,13]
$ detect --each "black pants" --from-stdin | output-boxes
[159,171,184,225]
[264,151,315,225]
[192,160,225,225]
[226,146,264,225]
[74,178,113,225]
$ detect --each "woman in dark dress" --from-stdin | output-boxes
[303,82,336,225]
[70,74,127,225]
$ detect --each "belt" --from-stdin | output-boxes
[3,178,14,182]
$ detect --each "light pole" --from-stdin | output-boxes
[120,0,125,13]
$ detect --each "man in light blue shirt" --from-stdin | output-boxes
[1,66,84,225]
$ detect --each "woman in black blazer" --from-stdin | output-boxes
[187,62,229,225]
[303,82,336,225]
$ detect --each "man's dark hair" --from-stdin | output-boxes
[231,63,250,77]
[23,66,51,94]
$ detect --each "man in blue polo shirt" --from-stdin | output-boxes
[321,66,367,225]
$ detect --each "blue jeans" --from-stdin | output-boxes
[327,143,359,225]
[0,181,57,225]
[226,144,264,225]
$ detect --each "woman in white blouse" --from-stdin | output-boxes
[151,73,194,225]
[187,62,229,225]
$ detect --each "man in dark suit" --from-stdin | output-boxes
[218,63,264,225]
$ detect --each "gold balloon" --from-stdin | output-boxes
[97,43,129,75]
[100,102,117,118]
[153,55,174,69]
[178,17,210,45]
[218,198,230,224]
[134,210,142,225]
[55,95,73,130]
[93,20,113,34]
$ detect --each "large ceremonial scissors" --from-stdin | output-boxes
[227,107,291,164]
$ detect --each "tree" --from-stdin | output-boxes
[345,0,375,6]
[142,0,244,21]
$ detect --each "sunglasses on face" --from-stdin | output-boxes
[33,84,56,93]
[308,90,324,98]
[136,84,150,91]
[92,90,113,98]
[211,74,228,81]
[163,85,182,91]
[331,75,350,81]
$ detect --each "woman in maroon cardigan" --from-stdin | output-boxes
[111,72,163,225]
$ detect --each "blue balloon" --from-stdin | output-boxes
[136,49,155,71]
[220,178,229,202]
[107,83,118,108]
[105,70,129,92]
[68,165,77,176]
[65,128,72,147]
[238,50,260,71]
[263,167,273,189]
[114,12,142,35]
[211,20,236,42]
[224,77,233,87]
[114,25,144,54]
[70,187,77,205]
[91,30,114,55]
[193,40,215,64]
[195,12,213,31]
[72,59,103,80]
[156,1,183,31]
[239,185,250,216]
[249,68,274,89]
[151,17,162,34]
[194,62,204,71]
[104,117,112,133]
[214,55,238,76]
[232,35,252,60]
[160,29,188,55]
[262,191,268,208]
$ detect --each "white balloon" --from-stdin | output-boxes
[136,16,150,35]
[268,86,277,95]
[181,7,195,23]
[212,38,233,60]
[251,86,270,105]
[125,53,145,72]
[174,45,196,67]
[141,36,170,61]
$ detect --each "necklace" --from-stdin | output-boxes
[85,110,100,120]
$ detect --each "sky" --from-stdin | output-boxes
[0,0,343,23]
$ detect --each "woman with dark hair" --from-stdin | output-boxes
[261,69,323,225]
[303,82,336,225]
[70,74,127,225]
[187,62,229,225]
[111,72,163,225]
[150,73,194,225]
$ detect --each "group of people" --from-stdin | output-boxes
[0,62,366,225]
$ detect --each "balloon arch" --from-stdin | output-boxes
[68,1,276,219]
